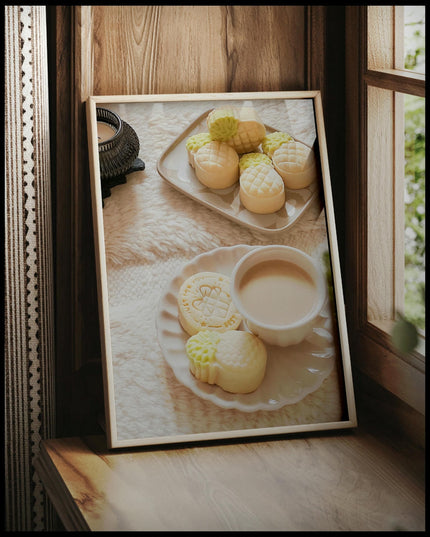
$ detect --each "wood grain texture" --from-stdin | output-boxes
[367,85,395,322]
[37,433,425,532]
[367,6,395,70]
[87,5,306,96]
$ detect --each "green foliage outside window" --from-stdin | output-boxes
[391,7,425,352]
[404,94,425,332]
[403,9,425,333]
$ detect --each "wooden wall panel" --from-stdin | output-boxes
[84,6,306,96]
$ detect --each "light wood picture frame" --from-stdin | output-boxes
[86,91,357,449]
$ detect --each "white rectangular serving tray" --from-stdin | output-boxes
[157,109,320,234]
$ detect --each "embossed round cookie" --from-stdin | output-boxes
[178,272,242,336]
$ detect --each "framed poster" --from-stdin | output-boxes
[86,91,357,449]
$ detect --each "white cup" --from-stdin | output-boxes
[231,245,327,347]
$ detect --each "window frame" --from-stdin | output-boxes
[345,6,425,415]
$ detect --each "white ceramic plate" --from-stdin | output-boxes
[156,245,335,412]
[156,110,320,234]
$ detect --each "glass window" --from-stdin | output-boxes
[345,5,425,416]
[404,93,425,333]
[366,7,425,352]
[404,6,425,74]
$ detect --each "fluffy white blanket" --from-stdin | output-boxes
[101,98,345,444]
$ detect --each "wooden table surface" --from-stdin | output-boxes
[35,426,425,532]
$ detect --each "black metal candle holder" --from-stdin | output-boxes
[97,107,145,201]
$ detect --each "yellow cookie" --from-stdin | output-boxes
[186,330,267,393]
[239,163,285,214]
[194,141,239,189]
[239,152,273,174]
[185,132,212,167]
[272,140,317,189]
[178,272,242,336]
[207,107,239,142]
[261,131,294,158]
[226,107,266,154]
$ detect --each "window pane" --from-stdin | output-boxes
[404,93,425,332]
[404,5,425,74]
[367,87,426,341]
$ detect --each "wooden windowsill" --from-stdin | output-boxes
[35,419,425,532]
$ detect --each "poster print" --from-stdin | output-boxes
[86,92,356,448]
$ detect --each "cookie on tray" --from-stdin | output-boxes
[185,132,212,167]
[261,131,294,158]
[239,162,285,214]
[194,141,239,189]
[226,107,266,154]
[272,140,317,189]
[207,107,239,142]
[239,152,273,174]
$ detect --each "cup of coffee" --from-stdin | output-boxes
[231,245,327,347]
